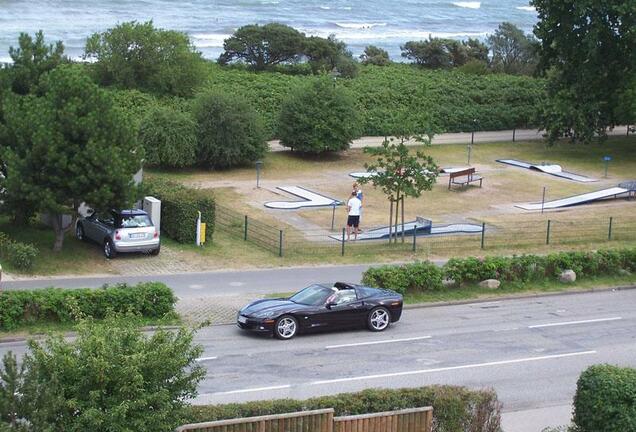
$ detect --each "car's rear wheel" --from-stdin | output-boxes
[76,224,85,241]
[103,239,117,259]
[367,307,390,332]
[274,315,298,340]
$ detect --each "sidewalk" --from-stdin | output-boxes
[268,126,631,151]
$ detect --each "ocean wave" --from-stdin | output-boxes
[334,22,387,30]
[305,27,487,41]
[516,5,536,12]
[319,5,331,9]
[452,2,481,9]
[191,33,231,48]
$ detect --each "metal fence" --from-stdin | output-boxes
[214,205,636,259]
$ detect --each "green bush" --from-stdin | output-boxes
[362,262,443,294]
[573,364,636,432]
[139,106,197,168]
[185,386,501,432]
[0,231,38,271]
[144,177,215,244]
[0,282,175,330]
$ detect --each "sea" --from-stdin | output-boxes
[0,0,538,62]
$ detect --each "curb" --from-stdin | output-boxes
[0,325,182,345]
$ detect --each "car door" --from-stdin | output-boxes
[82,213,100,242]
[326,289,366,328]
[95,213,114,242]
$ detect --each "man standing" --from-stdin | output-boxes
[347,191,362,241]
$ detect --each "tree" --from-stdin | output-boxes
[1,317,205,432]
[532,0,636,144]
[218,23,305,70]
[1,65,142,251]
[360,45,391,66]
[193,91,268,169]
[401,37,487,68]
[487,22,538,75]
[0,353,25,430]
[85,21,206,97]
[7,31,67,95]
[278,78,360,153]
[359,135,438,243]
[303,35,359,78]
[139,106,197,168]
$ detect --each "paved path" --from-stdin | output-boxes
[269,126,632,151]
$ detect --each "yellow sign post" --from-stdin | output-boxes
[200,223,206,245]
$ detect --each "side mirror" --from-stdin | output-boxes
[326,302,336,309]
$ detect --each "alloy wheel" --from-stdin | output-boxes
[369,308,389,331]
[276,316,297,339]
[76,225,84,240]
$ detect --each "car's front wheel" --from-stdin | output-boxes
[103,239,117,259]
[76,224,85,241]
[368,307,390,332]
[274,315,298,340]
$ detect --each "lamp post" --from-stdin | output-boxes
[255,160,263,188]
[541,186,547,214]
[468,119,477,165]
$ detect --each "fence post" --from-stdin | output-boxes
[608,217,613,241]
[244,215,248,241]
[341,228,346,256]
[480,222,486,249]
[546,219,551,245]
[512,128,516,142]
[412,225,417,252]
[279,230,283,257]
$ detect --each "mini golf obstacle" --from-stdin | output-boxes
[264,186,341,210]
[496,159,597,182]
[329,217,483,241]
[515,184,635,211]
[349,167,470,179]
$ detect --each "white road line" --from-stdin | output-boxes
[310,351,597,385]
[528,317,623,329]
[196,356,218,362]
[216,384,291,395]
[326,336,432,349]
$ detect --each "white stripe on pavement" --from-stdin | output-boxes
[326,336,432,349]
[528,317,622,329]
[196,356,218,362]
[310,351,597,385]
[216,385,291,395]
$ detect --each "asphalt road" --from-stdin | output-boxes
[2,288,633,432]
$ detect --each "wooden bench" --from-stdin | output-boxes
[448,167,483,190]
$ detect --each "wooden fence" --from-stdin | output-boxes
[176,407,433,432]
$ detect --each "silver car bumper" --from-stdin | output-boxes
[113,238,160,253]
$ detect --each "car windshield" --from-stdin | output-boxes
[289,285,335,306]
[118,214,152,228]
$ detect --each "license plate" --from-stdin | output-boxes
[238,315,247,324]
[129,233,145,239]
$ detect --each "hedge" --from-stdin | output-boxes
[573,365,636,432]
[0,282,175,330]
[0,231,39,271]
[185,386,501,432]
[361,249,636,292]
[144,177,215,244]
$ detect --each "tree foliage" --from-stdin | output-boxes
[278,78,360,153]
[304,35,359,78]
[139,106,197,168]
[7,31,67,95]
[218,23,305,70]
[0,65,142,251]
[0,317,205,432]
[487,22,538,75]
[193,91,268,169]
[532,0,636,143]
[360,45,391,66]
[401,37,488,69]
[85,21,206,97]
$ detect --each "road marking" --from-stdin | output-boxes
[310,351,597,385]
[528,317,622,329]
[216,384,291,395]
[326,336,432,349]
[196,356,218,362]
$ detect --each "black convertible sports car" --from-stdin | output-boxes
[237,282,403,339]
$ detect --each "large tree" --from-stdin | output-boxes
[401,37,488,69]
[360,45,391,66]
[85,21,206,97]
[1,65,143,251]
[278,78,360,153]
[138,106,197,168]
[218,23,305,70]
[487,22,538,75]
[532,0,636,143]
[303,35,359,78]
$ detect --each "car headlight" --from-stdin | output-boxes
[254,311,277,319]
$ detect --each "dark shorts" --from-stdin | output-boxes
[347,215,360,227]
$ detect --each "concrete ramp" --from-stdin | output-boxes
[349,167,468,179]
[329,220,483,241]
[497,159,597,182]
[516,187,629,211]
[264,186,341,210]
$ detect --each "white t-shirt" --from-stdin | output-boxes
[348,197,362,216]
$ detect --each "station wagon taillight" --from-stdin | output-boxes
[115,230,121,240]
[153,230,158,238]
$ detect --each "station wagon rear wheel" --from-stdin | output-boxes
[368,307,390,332]
[103,239,117,259]
[274,315,298,340]
[76,224,85,241]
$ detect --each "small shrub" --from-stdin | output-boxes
[138,106,197,168]
[573,364,636,432]
[362,262,443,294]
[0,231,38,271]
